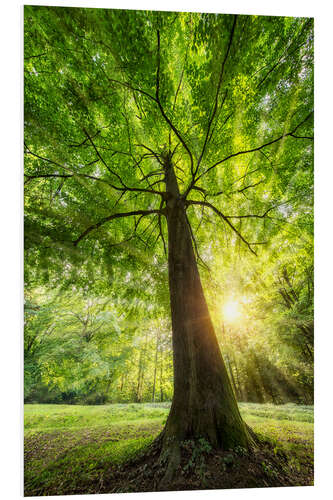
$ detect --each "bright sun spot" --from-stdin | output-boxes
[223,300,242,323]
[222,296,250,324]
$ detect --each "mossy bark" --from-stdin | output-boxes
[160,159,254,464]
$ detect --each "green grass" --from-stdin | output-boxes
[24,402,170,434]
[24,402,314,495]
[239,402,314,423]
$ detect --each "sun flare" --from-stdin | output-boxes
[223,299,242,323]
[222,294,252,324]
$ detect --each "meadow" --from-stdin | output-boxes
[24,402,314,496]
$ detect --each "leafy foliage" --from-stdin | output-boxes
[24,7,313,405]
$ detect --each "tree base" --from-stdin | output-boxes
[157,424,257,487]
[108,435,304,493]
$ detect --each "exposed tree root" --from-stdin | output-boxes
[159,441,181,487]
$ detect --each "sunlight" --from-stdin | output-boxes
[222,298,242,323]
[222,296,251,324]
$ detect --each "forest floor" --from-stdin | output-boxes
[24,402,314,496]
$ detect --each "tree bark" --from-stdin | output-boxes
[160,158,253,459]
[152,329,161,402]
[224,352,238,400]
[136,331,148,403]
[159,342,164,402]
[231,351,243,401]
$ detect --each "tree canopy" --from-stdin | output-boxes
[24,7,313,413]
[25,7,313,270]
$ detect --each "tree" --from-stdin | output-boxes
[24,6,313,472]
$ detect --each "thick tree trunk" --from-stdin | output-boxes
[160,160,253,461]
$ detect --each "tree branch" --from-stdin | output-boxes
[191,111,313,187]
[107,77,157,103]
[83,128,126,186]
[73,209,162,246]
[195,15,237,176]
[289,133,314,140]
[221,205,277,219]
[24,52,48,60]
[135,144,163,166]
[256,18,312,89]
[186,200,258,255]
[234,179,264,194]
[25,143,165,198]
[156,30,194,175]
[157,214,167,257]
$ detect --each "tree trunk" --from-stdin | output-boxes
[160,159,253,461]
[120,372,125,392]
[159,342,164,402]
[136,331,148,403]
[152,329,160,402]
[224,352,238,400]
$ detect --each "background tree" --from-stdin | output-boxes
[24,6,313,471]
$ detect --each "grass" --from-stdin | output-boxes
[24,402,169,434]
[238,402,314,423]
[24,402,314,496]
